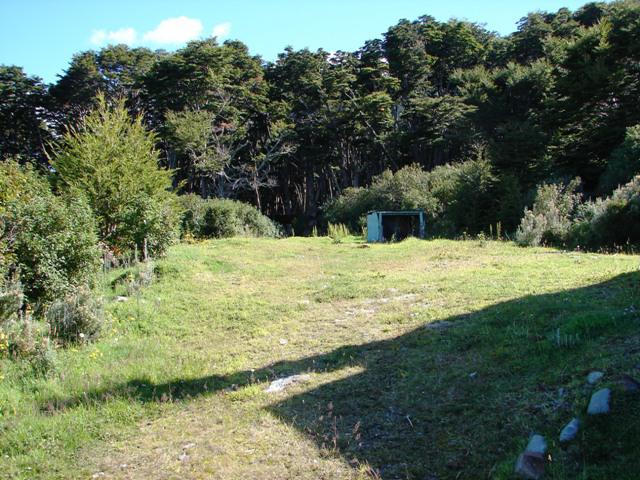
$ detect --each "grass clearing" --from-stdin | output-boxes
[1,237,640,479]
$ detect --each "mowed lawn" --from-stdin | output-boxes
[1,237,640,479]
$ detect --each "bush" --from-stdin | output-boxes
[568,176,640,250]
[327,223,351,243]
[179,195,279,239]
[51,94,179,259]
[324,160,497,236]
[515,178,582,247]
[46,287,104,344]
[323,165,437,232]
[117,193,182,259]
[0,162,101,308]
[599,125,640,194]
[428,159,497,235]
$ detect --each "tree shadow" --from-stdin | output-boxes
[43,271,640,478]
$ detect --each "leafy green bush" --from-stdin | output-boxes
[327,223,351,243]
[116,192,182,258]
[179,195,279,238]
[568,176,640,250]
[51,94,179,259]
[323,165,436,231]
[515,178,582,247]
[324,160,497,236]
[599,125,640,194]
[0,162,101,308]
[46,287,104,344]
[428,159,497,235]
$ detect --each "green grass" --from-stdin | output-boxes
[1,237,640,479]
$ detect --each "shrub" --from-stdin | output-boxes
[324,160,497,236]
[117,193,182,259]
[51,94,178,259]
[515,178,582,247]
[323,165,437,232]
[0,161,101,308]
[428,159,498,235]
[327,223,351,243]
[179,195,279,239]
[568,176,640,250]
[599,125,640,194]
[46,287,104,344]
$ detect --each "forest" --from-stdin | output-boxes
[1,0,639,236]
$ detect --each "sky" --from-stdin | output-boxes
[1,0,606,84]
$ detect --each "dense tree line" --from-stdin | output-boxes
[2,0,640,233]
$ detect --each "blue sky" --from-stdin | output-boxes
[1,0,605,84]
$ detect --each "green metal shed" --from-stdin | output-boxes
[366,210,426,243]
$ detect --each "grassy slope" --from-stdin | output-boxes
[1,237,639,479]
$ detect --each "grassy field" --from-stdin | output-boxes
[1,236,640,479]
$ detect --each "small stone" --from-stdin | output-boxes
[621,374,640,392]
[515,451,545,480]
[116,296,128,302]
[559,418,580,443]
[525,434,547,455]
[587,388,611,415]
[265,374,311,393]
[587,371,604,385]
[279,338,288,345]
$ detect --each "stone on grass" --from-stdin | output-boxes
[265,374,311,393]
[515,452,545,480]
[559,418,580,443]
[587,388,611,415]
[116,296,128,302]
[587,371,604,385]
[515,434,547,479]
[526,434,547,454]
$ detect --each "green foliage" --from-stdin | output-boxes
[327,223,351,243]
[0,162,101,308]
[51,94,177,258]
[325,159,497,236]
[179,194,279,239]
[428,157,498,234]
[324,164,436,231]
[46,287,104,344]
[599,124,640,194]
[568,175,640,250]
[0,66,51,164]
[515,178,582,247]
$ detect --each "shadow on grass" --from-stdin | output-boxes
[44,272,640,479]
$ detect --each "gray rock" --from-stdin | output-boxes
[526,434,547,455]
[115,296,128,302]
[587,388,611,415]
[515,452,545,480]
[587,371,604,385]
[559,418,580,442]
[265,374,311,393]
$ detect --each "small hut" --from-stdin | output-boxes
[366,210,426,243]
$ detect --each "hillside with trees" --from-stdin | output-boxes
[1,1,639,237]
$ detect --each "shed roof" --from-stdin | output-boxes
[367,210,425,215]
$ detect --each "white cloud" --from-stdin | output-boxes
[90,27,137,46]
[143,16,203,44]
[212,22,231,39]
